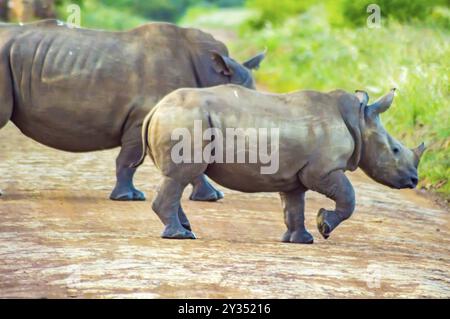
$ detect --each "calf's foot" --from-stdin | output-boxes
[110,186,146,201]
[317,208,342,239]
[282,229,314,244]
[162,225,196,239]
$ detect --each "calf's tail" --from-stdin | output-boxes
[130,106,158,168]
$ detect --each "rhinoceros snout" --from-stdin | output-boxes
[397,172,419,189]
[410,175,419,188]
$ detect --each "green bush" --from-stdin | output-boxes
[56,0,146,30]
[427,6,450,29]
[234,6,450,197]
[181,6,256,29]
[100,0,181,21]
[99,0,244,22]
[342,0,448,27]
[245,0,316,29]
[244,0,449,30]
[57,0,245,24]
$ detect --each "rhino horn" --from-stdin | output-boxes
[355,90,369,107]
[413,142,426,160]
[368,88,396,116]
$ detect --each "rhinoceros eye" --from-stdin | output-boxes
[392,147,400,154]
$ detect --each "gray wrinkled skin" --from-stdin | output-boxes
[0,20,264,201]
[135,85,425,242]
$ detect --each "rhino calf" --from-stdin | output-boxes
[135,85,425,243]
[0,20,265,201]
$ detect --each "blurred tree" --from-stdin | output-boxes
[34,0,56,18]
[2,0,55,21]
[55,0,247,29]
[99,0,244,22]
[0,0,8,20]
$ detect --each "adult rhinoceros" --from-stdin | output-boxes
[134,85,425,243]
[0,20,264,201]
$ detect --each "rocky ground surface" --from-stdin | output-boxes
[0,123,448,298]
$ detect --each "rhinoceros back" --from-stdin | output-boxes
[7,21,145,151]
[3,20,227,152]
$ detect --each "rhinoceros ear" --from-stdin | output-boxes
[210,51,233,76]
[243,49,267,70]
[355,90,369,107]
[368,88,396,116]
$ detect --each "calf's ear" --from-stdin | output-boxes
[243,49,266,70]
[355,90,369,107]
[210,51,233,76]
[368,88,396,116]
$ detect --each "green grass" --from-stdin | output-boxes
[185,5,450,198]
[180,7,257,29]
[56,0,148,30]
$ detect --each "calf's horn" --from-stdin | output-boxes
[413,142,426,159]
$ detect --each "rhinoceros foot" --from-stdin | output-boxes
[162,225,197,240]
[110,188,146,201]
[282,230,314,244]
[189,184,224,202]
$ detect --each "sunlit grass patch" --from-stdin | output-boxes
[180,7,257,30]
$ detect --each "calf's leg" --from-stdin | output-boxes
[300,170,355,239]
[152,176,196,239]
[280,187,314,244]
[178,205,192,231]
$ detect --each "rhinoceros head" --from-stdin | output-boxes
[208,50,266,89]
[356,89,425,189]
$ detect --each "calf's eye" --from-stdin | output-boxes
[393,147,400,154]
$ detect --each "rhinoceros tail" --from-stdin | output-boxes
[130,107,158,168]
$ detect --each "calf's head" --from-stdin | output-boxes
[356,89,425,189]
[206,51,266,89]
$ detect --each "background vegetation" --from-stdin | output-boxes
[234,1,449,199]
[54,0,244,29]
[2,0,449,199]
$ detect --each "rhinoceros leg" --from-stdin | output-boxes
[280,188,314,244]
[110,136,146,201]
[301,170,355,239]
[189,175,224,202]
[152,176,196,239]
[0,51,13,130]
[0,48,14,197]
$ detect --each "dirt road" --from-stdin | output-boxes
[0,122,448,298]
